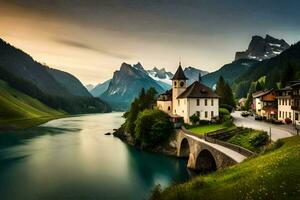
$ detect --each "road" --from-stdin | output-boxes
[232,111,293,141]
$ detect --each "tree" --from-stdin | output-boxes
[124,87,158,136]
[245,82,256,110]
[224,82,236,108]
[216,76,235,108]
[215,76,226,99]
[134,109,173,148]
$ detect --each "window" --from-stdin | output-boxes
[211,99,214,106]
[196,111,200,116]
[289,112,291,119]
[197,99,200,106]
[174,81,177,87]
[178,100,180,106]
[168,106,170,111]
[279,111,281,118]
[296,113,299,121]
[205,99,207,106]
[289,100,291,106]
[180,81,184,87]
[279,100,281,105]
[205,111,208,118]
[211,111,214,117]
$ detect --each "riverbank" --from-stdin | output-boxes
[0,114,68,131]
[113,127,178,156]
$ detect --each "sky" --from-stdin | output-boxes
[0,0,300,85]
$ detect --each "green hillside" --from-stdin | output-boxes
[0,80,65,130]
[151,136,300,200]
[202,59,258,88]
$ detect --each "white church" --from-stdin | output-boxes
[157,63,219,124]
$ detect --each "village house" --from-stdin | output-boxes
[290,81,300,126]
[276,86,293,123]
[252,89,277,119]
[157,63,219,124]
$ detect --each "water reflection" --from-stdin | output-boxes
[0,113,190,200]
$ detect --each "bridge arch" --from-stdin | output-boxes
[179,138,190,158]
[195,149,217,173]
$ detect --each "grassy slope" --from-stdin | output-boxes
[187,123,235,135]
[0,80,66,130]
[226,129,266,152]
[153,136,300,200]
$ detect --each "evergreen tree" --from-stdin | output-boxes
[216,76,235,108]
[215,76,226,100]
[224,83,236,108]
[245,82,256,110]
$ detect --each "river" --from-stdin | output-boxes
[0,112,190,200]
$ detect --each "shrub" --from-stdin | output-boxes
[220,104,234,113]
[219,108,231,122]
[134,109,173,148]
[249,131,269,147]
[262,139,285,154]
[189,114,200,125]
[219,108,230,116]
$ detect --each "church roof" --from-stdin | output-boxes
[157,89,172,101]
[177,81,219,99]
[171,64,188,80]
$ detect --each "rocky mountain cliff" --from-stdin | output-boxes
[235,34,290,61]
[184,66,209,85]
[100,63,165,110]
[90,79,111,97]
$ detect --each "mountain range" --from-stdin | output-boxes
[89,62,209,110]
[1,33,295,115]
[0,38,110,115]
[89,34,289,110]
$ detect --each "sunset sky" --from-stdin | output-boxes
[1,0,300,85]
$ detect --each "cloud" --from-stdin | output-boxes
[54,38,131,60]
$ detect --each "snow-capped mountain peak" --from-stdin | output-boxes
[235,34,290,61]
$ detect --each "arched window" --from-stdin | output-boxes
[180,81,184,87]
[168,106,171,111]
[174,81,177,87]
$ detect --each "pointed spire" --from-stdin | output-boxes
[171,62,188,80]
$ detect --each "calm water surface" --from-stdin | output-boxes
[0,113,190,200]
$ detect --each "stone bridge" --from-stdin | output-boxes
[176,129,247,172]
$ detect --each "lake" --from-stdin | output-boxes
[0,113,190,200]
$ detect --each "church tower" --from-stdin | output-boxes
[172,62,188,114]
